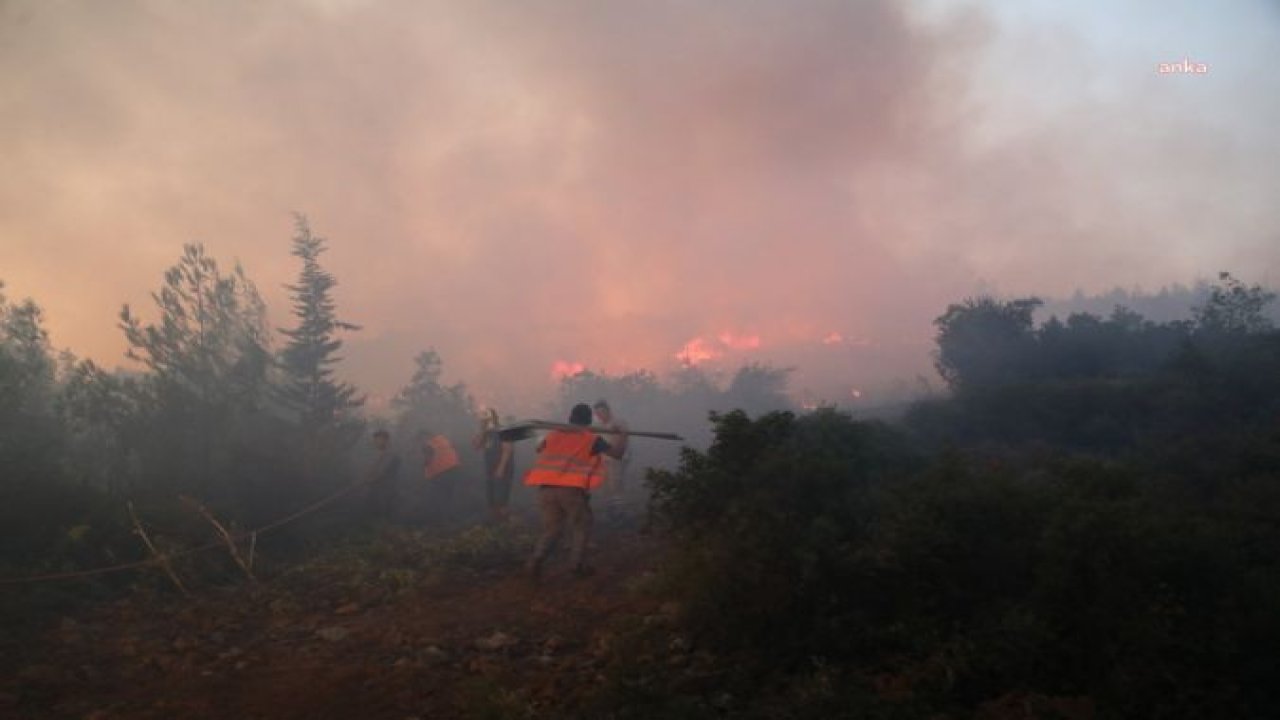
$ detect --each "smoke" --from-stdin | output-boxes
[1,0,1277,413]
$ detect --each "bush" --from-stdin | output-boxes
[647,409,920,663]
[646,409,1280,717]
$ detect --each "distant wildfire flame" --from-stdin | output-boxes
[676,330,762,366]
[550,360,586,380]
[822,332,844,345]
[675,337,721,366]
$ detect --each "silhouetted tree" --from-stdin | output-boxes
[392,350,473,439]
[277,215,363,434]
[556,369,664,418]
[118,243,272,494]
[1193,272,1276,335]
[57,359,141,495]
[119,243,271,410]
[0,282,62,489]
[721,363,794,416]
[934,296,1042,390]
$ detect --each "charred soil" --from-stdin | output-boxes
[3,520,665,720]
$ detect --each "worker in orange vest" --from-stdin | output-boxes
[524,403,628,582]
[418,429,461,523]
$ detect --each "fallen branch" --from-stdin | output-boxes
[181,495,256,582]
[127,501,189,596]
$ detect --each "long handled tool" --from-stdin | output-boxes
[503,419,683,441]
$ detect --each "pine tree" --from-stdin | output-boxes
[120,243,271,409]
[391,350,472,437]
[118,243,271,494]
[277,215,363,434]
[0,281,63,490]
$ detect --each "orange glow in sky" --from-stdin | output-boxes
[550,360,587,381]
[675,338,721,367]
[0,1,1276,412]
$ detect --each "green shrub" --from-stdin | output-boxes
[646,409,1280,717]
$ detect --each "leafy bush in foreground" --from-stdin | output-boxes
[646,410,1280,717]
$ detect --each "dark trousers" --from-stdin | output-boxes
[419,468,458,522]
[530,486,592,568]
[485,462,514,511]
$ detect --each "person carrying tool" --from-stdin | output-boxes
[472,408,517,524]
[523,403,628,582]
[592,399,631,520]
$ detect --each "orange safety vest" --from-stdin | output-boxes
[524,430,604,490]
[424,435,460,479]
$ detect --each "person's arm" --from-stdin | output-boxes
[493,440,514,478]
[592,435,628,460]
[611,421,630,458]
[498,425,536,443]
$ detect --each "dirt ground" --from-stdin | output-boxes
[1,514,1100,720]
[2,520,666,720]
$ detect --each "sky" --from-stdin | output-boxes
[2,0,1277,414]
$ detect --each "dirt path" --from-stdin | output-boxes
[5,524,665,720]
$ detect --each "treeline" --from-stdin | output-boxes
[614,274,1280,718]
[1041,277,1280,326]
[2,217,389,582]
[0,218,796,583]
[911,273,1280,452]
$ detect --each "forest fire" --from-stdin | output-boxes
[1,1,1275,717]
[549,360,586,380]
[675,337,720,366]
[676,331,762,366]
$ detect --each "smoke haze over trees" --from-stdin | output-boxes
[0,215,810,568]
[0,0,1276,410]
[4,260,1280,716]
[2,2,1279,715]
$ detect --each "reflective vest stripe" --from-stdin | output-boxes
[531,453,598,471]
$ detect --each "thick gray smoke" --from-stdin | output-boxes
[1,0,1276,412]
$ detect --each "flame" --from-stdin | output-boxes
[675,337,721,366]
[550,360,586,380]
[850,388,863,399]
[822,332,844,345]
[676,329,763,365]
